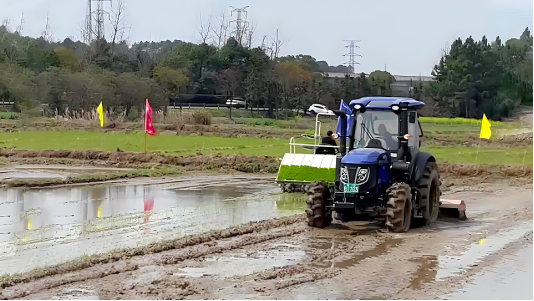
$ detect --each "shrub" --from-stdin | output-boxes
[191,109,212,125]
[127,108,139,121]
[0,112,21,120]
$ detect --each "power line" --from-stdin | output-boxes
[343,40,361,73]
[229,6,249,45]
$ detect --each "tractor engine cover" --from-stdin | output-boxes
[335,148,387,196]
[336,164,378,195]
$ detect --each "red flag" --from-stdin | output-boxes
[144,99,156,136]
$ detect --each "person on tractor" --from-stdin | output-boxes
[377,123,397,150]
[316,130,338,154]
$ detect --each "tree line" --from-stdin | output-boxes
[428,28,533,120]
[0,4,531,121]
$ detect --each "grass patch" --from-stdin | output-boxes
[277,165,336,183]
[421,146,533,165]
[0,127,530,166]
[0,112,21,120]
[234,118,277,127]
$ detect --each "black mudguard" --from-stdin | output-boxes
[408,151,436,188]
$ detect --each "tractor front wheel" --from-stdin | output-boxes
[305,181,332,228]
[385,183,413,233]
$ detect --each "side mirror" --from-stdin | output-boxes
[333,110,346,118]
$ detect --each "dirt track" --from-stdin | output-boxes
[0,172,531,300]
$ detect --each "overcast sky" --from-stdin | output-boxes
[1,0,532,76]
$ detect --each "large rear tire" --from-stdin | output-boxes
[305,181,332,228]
[418,161,440,226]
[385,183,412,233]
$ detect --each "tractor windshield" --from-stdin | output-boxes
[353,110,399,151]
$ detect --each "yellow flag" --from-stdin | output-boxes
[479,114,491,139]
[97,203,102,218]
[27,218,32,230]
[97,101,104,127]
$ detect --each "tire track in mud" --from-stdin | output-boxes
[0,215,307,299]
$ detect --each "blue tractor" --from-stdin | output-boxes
[306,97,441,232]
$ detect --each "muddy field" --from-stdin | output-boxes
[0,168,532,300]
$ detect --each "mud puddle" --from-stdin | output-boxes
[0,181,305,276]
[177,244,305,278]
[311,237,405,269]
[442,244,533,300]
[429,221,533,281]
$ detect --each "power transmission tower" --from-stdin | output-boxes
[343,40,361,73]
[230,6,249,45]
[85,0,111,43]
[84,0,92,43]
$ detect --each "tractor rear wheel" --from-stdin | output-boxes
[305,181,332,228]
[385,183,412,233]
[418,161,440,226]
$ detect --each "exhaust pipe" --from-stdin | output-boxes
[333,110,347,156]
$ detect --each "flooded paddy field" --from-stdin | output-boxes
[0,175,305,275]
[0,173,531,300]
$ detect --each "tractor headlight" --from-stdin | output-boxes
[392,105,399,111]
[354,104,362,110]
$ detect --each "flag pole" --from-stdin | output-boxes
[144,108,147,154]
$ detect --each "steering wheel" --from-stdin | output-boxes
[365,138,388,150]
[377,137,388,148]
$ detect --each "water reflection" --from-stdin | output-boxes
[0,183,304,275]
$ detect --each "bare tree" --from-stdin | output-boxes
[271,28,284,60]
[2,19,11,30]
[109,0,127,56]
[244,19,257,48]
[216,68,242,120]
[211,10,229,49]
[197,12,212,44]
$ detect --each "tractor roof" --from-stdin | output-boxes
[349,97,425,110]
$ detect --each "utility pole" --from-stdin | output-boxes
[343,40,361,73]
[230,6,249,45]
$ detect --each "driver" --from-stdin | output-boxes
[377,124,397,150]
[316,131,338,154]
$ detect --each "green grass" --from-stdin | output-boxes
[277,165,336,182]
[0,129,530,165]
[0,130,294,158]
[421,146,533,165]
[234,118,277,127]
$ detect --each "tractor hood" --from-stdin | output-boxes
[340,148,387,165]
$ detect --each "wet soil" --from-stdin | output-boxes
[0,176,531,300]
[0,149,279,174]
